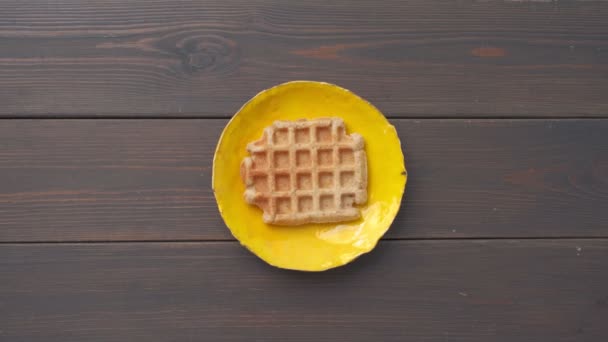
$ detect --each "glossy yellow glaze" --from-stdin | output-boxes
[213,81,407,271]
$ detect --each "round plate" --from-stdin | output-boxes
[213,81,406,271]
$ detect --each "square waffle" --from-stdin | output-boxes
[240,118,367,225]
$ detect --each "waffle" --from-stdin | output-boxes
[240,117,367,225]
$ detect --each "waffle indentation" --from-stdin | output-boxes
[340,194,355,209]
[276,197,291,214]
[340,171,354,187]
[298,196,313,213]
[252,152,267,169]
[276,174,290,191]
[316,126,331,142]
[274,151,289,168]
[295,128,310,143]
[317,149,333,166]
[297,173,312,190]
[339,149,354,165]
[319,172,333,189]
[296,150,311,167]
[274,129,289,145]
[320,195,335,210]
[253,175,268,192]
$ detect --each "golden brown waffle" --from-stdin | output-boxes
[240,118,367,225]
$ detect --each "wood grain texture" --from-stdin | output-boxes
[0,119,606,242]
[1,0,608,117]
[1,240,607,341]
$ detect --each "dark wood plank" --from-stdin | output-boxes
[1,240,607,341]
[1,0,608,117]
[0,119,606,241]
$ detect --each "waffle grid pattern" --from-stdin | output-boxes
[241,118,367,225]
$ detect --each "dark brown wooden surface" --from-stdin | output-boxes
[2,1,608,341]
[1,240,607,342]
[0,119,606,242]
[1,0,608,117]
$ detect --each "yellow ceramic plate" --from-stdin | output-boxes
[213,81,406,271]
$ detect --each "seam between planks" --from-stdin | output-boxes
[1,236,608,245]
[1,115,608,120]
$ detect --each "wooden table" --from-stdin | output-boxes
[1,1,608,341]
